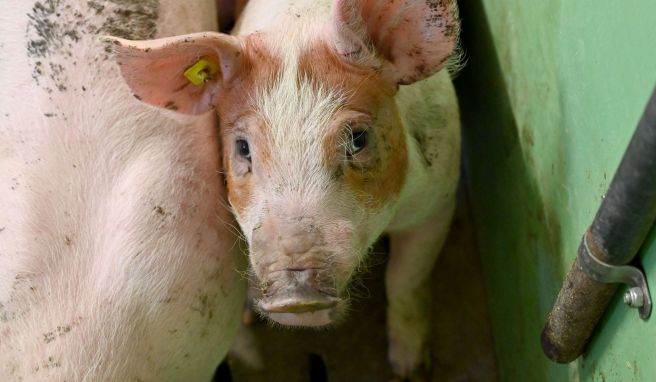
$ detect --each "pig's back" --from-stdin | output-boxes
[0,1,245,380]
[233,0,331,35]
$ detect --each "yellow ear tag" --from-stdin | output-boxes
[184,59,219,86]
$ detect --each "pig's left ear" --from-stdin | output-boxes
[105,32,242,115]
[332,0,459,85]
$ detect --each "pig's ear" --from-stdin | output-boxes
[332,0,459,85]
[105,32,242,115]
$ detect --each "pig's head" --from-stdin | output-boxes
[109,0,459,327]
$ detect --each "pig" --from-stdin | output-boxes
[0,0,246,380]
[108,0,461,378]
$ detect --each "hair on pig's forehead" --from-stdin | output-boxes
[250,76,346,198]
[252,41,347,159]
[255,76,346,144]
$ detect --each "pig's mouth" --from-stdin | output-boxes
[257,284,345,327]
[259,302,345,327]
[264,310,341,327]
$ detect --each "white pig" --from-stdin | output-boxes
[109,0,461,378]
[0,0,246,380]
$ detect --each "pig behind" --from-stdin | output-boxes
[0,0,245,380]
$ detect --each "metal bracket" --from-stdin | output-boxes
[580,232,652,320]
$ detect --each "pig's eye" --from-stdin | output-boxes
[347,130,368,156]
[236,139,251,161]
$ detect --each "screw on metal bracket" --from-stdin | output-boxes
[580,231,652,320]
[624,287,645,308]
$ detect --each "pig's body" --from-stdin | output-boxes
[0,1,245,380]
[110,0,460,378]
[234,1,461,374]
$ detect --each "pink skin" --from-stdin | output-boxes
[109,0,461,378]
[0,1,246,381]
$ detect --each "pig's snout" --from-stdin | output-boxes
[250,215,349,326]
[258,269,343,327]
[252,215,320,256]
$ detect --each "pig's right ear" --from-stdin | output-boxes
[104,32,242,115]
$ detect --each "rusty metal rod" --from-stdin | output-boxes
[541,85,656,363]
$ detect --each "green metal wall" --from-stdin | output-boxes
[456,0,656,380]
